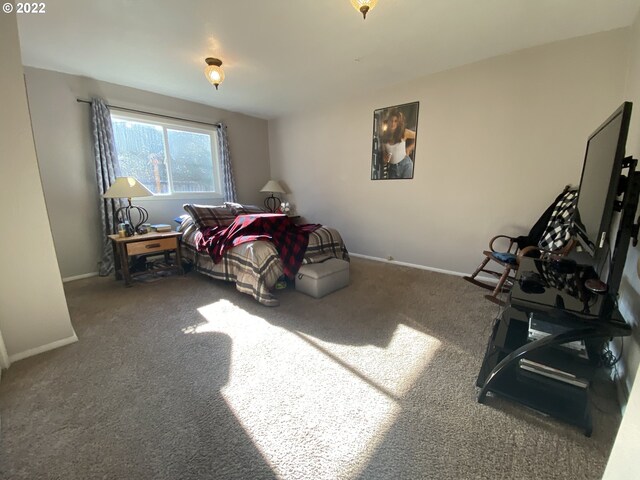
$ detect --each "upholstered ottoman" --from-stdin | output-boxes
[295,259,350,298]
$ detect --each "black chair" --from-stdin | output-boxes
[464,186,577,305]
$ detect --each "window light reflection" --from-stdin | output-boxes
[191,300,441,479]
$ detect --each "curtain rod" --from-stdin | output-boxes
[76,99,221,129]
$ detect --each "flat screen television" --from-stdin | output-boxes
[572,102,632,265]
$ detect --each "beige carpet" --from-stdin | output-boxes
[0,257,622,479]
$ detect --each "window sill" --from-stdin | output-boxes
[136,193,224,202]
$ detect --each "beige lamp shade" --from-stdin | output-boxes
[260,180,286,194]
[103,177,153,199]
[260,180,286,212]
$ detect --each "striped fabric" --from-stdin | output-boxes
[196,214,318,279]
[224,202,268,215]
[305,227,351,263]
[179,216,349,306]
[183,204,236,229]
[217,123,238,203]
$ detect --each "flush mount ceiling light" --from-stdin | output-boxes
[351,0,377,19]
[204,57,225,90]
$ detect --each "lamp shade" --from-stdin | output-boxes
[260,180,286,194]
[103,177,153,199]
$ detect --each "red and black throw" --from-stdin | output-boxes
[196,214,321,278]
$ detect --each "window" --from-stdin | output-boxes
[110,112,222,197]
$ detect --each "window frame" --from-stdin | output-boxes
[110,110,223,200]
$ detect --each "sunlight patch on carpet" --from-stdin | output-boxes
[297,321,442,399]
[193,300,442,479]
[187,299,269,336]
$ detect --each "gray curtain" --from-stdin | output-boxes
[91,97,124,276]
[217,123,238,203]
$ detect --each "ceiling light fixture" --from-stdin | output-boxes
[351,0,377,19]
[204,57,225,90]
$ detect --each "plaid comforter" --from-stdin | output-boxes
[197,214,320,278]
[179,216,349,306]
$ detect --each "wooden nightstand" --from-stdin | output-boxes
[108,231,183,286]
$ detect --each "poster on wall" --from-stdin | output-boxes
[371,102,419,180]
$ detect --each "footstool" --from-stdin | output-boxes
[295,258,350,298]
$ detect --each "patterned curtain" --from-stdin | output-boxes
[217,123,238,203]
[91,97,124,276]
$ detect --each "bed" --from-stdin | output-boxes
[178,203,349,306]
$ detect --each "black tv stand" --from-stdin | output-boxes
[476,257,631,436]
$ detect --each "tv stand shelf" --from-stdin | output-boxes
[476,257,631,436]
[486,366,591,432]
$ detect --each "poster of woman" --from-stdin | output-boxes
[371,102,419,180]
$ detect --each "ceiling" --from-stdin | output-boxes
[17,0,640,120]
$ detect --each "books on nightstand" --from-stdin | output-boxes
[151,224,172,232]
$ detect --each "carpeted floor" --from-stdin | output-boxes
[0,257,622,479]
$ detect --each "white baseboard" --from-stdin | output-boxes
[0,329,9,370]
[616,372,630,415]
[349,252,498,285]
[63,272,99,283]
[8,333,78,363]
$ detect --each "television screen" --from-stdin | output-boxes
[573,102,632,260]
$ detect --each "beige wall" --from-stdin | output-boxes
[268,29,629,276]
[268,25,640,476]
[24,68,271,279]
[0,13,76,361]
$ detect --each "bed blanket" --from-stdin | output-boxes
[197,214,320,278]
[179,217,349,306]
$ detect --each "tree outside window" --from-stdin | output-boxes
[111,115,220,196]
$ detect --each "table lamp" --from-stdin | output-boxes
[260,180,286,212]
[103,177,153,234]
